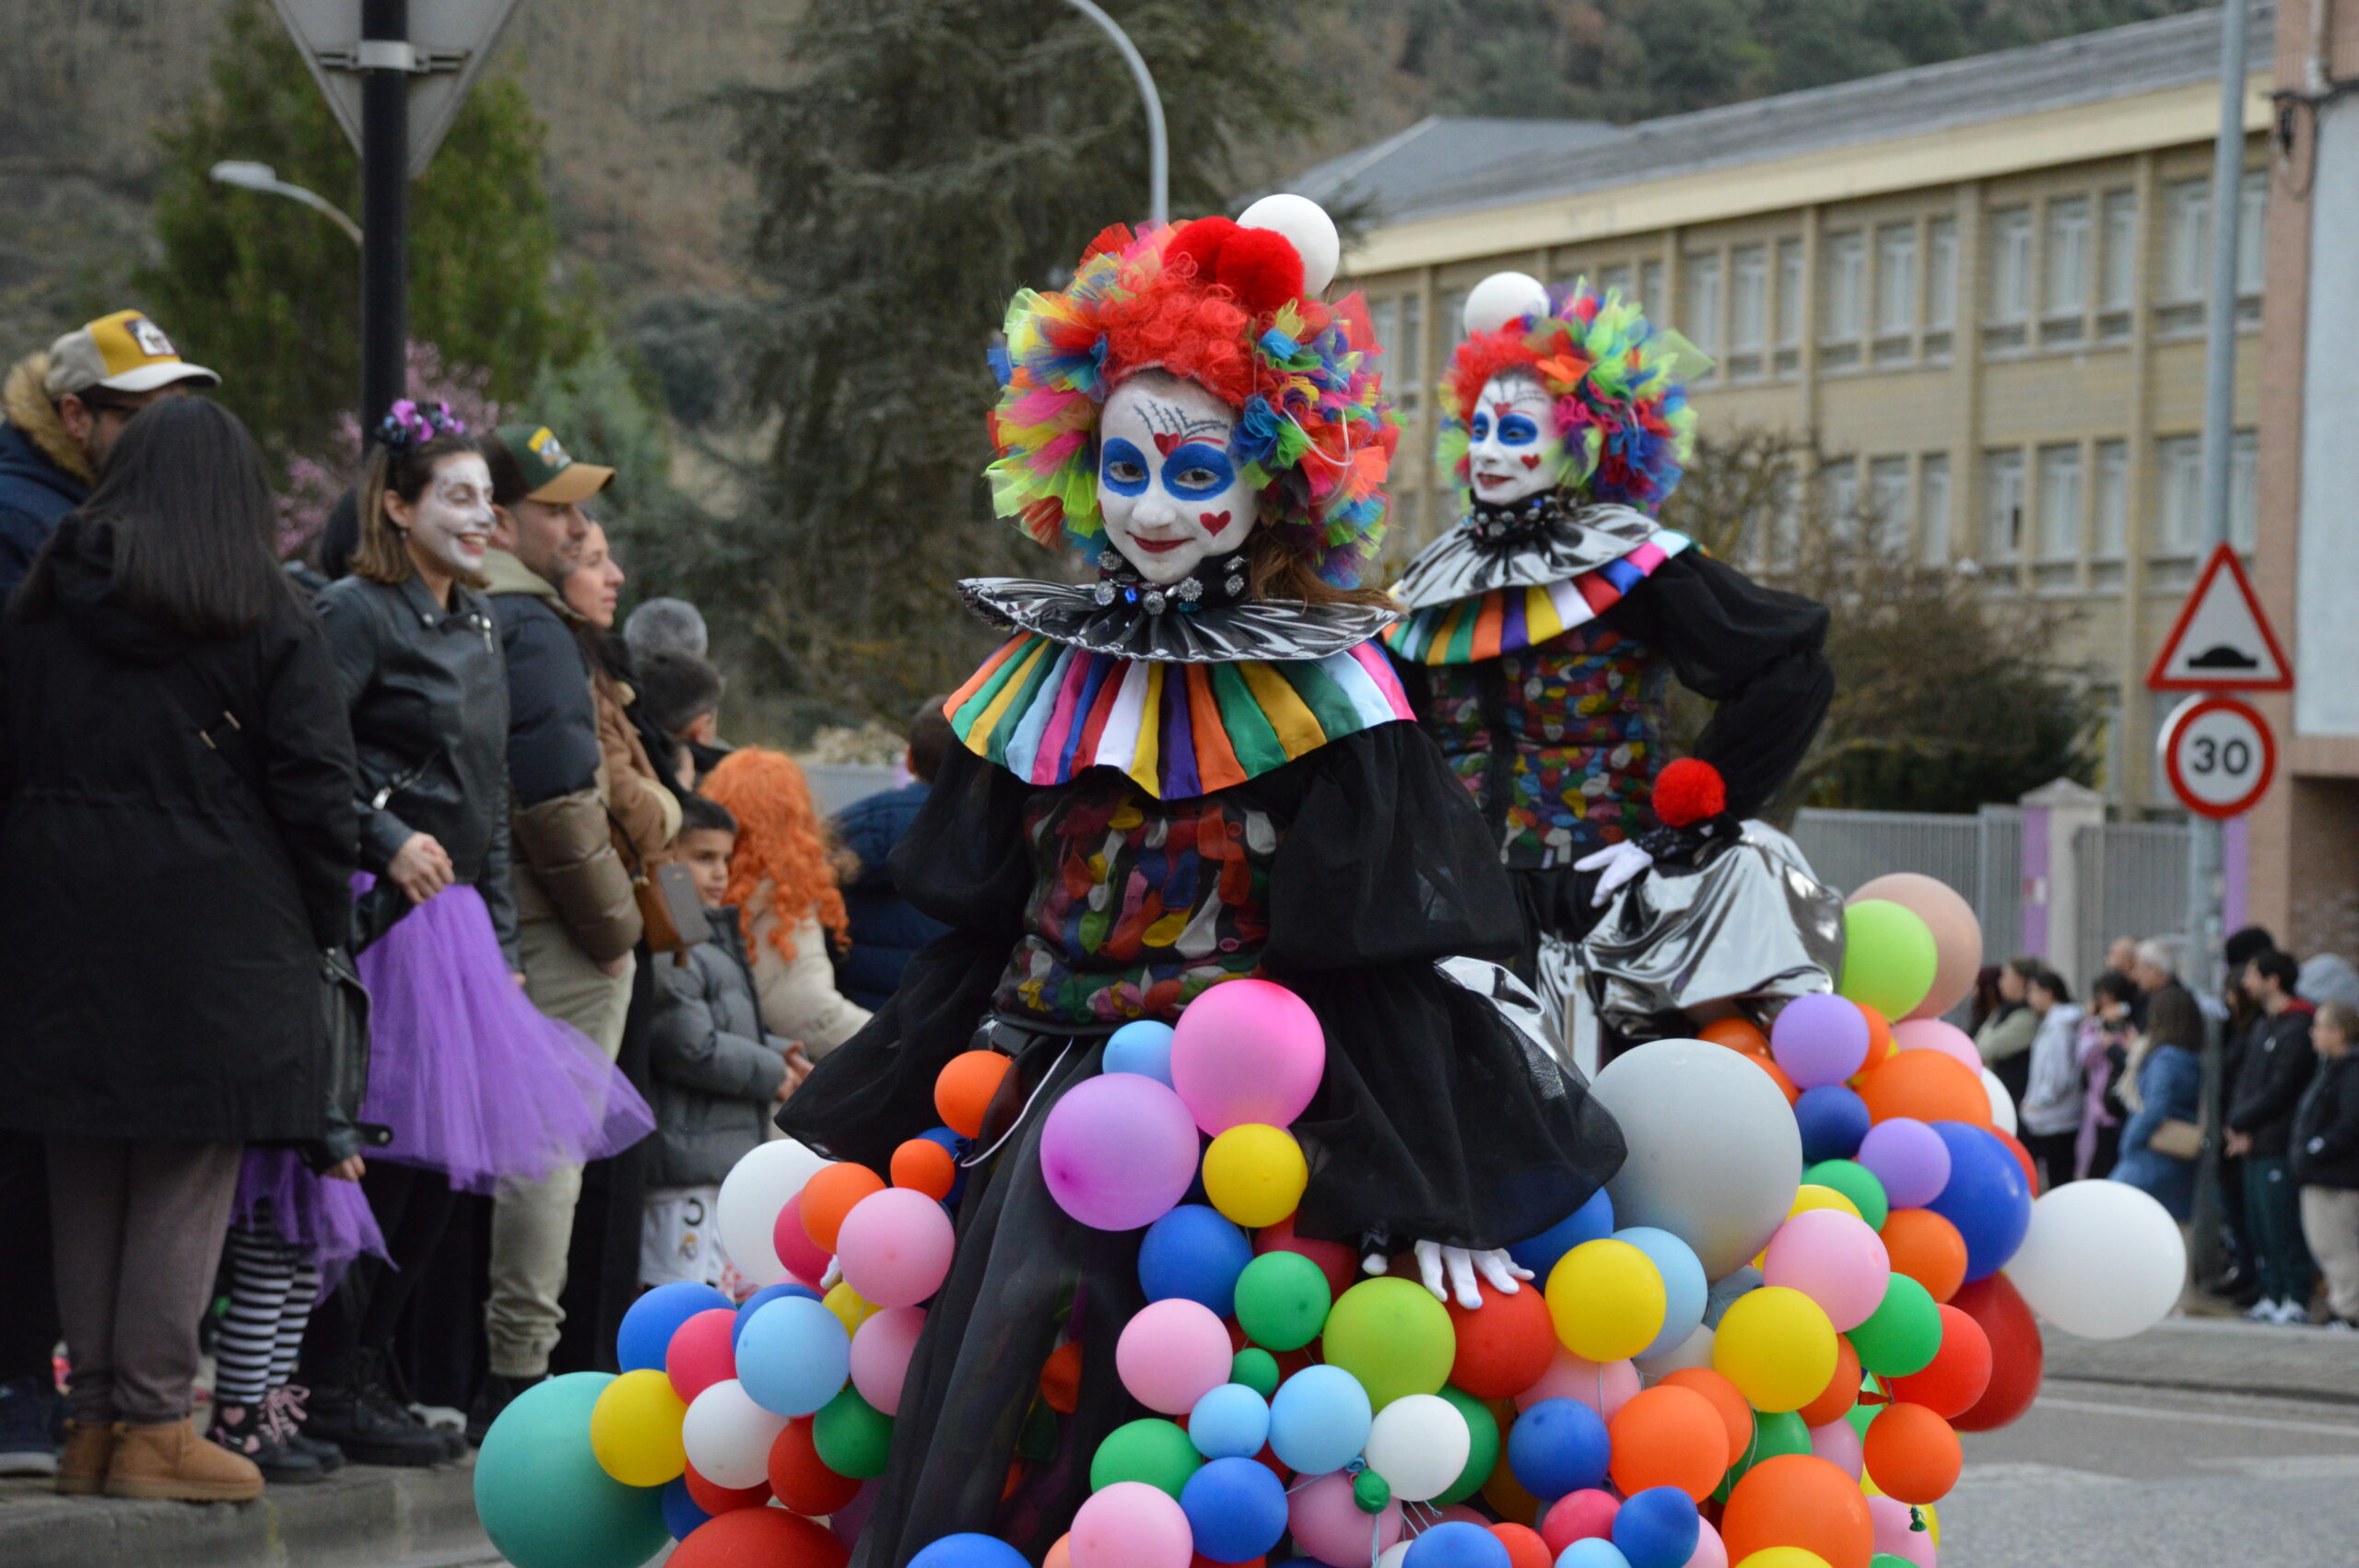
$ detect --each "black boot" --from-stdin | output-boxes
[263,1385,344,1474]
[301,1352,448,1468]
[369,1352,466,1461]
[465,1372,543,1448]
[206,1400,325,1485]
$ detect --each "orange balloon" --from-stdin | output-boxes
[1607,1384,1728,1501]
[1797,1335,1862,1428]
[1490,1523,1553,1568]
[1720,1454,1875,1568]
[890,1138,957,1199]
[799,1161,886,1254]
[1039,1340,1083,1415]
[1861,1401,1963,1503]
[1855,1049,1990,1129]
[1484,1457,1543,1527]
[1660,1367,1751,1471]
[1879,1209,1969,1303]
[1699,1017,1770,1057]
[1856,1004,1894,1072]
[934,1049,1013,1139]
[1748,1051,1802,1106]
[1045,1537,1073,1568]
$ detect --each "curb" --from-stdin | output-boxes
[2040,1316,2359,1408]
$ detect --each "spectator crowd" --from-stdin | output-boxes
[0,310,955,1500]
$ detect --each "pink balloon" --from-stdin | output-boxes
[1540,1490,1619,1555]
[1868,1493,1939,1565]
[1288,1469,1402,1566]
[665,1308,738,1403]
[1892,1018,1981,1075]
[1071,1480,1193,1568]
[772,1191,833,1283]
[1513,1347,1637,1418]
[1116,1298,1233,1414]
[848,1305,925,1416]
[835,1188,955,1308]
[1851,873,1981,1023]
[1762,1208,1891,1331]
[1809,1415,1863,1479]
[1682,1517,1729,1568]
[1169,978,1326,1135]
[1039,1074,1201,1231]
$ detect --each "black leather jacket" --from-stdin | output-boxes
[314,572,518,961]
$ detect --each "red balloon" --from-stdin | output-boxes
[1888,1305,1992,1420]
[671,1506,848,1568]
[666,1308,739,1403]
[683,1461,769,1515]
[1949,1273,2043,1431]
[1540,1490,1620,1556]
[1253,1213,1356,1303]
[774,1192,833,1283]
[769,1415,862,1516]
[1492,1523,1554,1568]
[1447,1279,1557,1399]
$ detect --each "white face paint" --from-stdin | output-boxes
[1096,373,1258,587]
[391,451,496,581]
[1466,371,1567,506]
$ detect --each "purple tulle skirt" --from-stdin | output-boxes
[235,1147,388,1295]
[355,876,653,1193]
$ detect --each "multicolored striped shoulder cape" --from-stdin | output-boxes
[1382,529,1692,665]
[945,633,1414,801]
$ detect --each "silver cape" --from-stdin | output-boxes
[960,577,1398,664]
[1388,502,1667,613]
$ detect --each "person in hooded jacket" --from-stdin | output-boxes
[0,397,356,1504]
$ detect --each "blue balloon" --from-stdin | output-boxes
[733,1281,824,1350]
[1611,1485,1701,1568]
[616,1281,732,1373]
[1505,1187,1614,1278]
[1703,1265,1763,1328]
[1268,1364,1372,1477]
[1139,1204,1254,1317]
[910,1534,1032,1568]
[1558,1541,1633,1568]
[1614,1226,1707,1361]
[1180,1456,1289,1562]
[1403,1519,1512,1568]
[734,1295,851,1417]
[1507,1397,1610,1502]
[1794,1083,1873,1164]
[1188,1383,1271,1460]
[918,1126,972,1208]
[1104,1020,1177,1085]
[658,1475,710,1542]
[1926,1119,2033,1281]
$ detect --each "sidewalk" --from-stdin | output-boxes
[2042,1316,2359,1405]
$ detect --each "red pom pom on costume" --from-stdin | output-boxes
[1167,216,1240,282]
[1651,758,1726,827]
[1215,228,1306,315]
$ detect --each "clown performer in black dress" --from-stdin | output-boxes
[778,203,1624,1565]
[1382,271,1837,1058]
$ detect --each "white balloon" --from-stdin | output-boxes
[1461,271,1550,335]
[716,1138,828,1288]
[1981,1066,2019,1137]
[681,1378,788,1491]
[1361,1393,1469,1504]
[2006,1178,2187,1340]
[1591,1040,1802,1281]
[1377,1546,1412,1568]
[1635,1321,1716,1379]
[1236,193,1341,296]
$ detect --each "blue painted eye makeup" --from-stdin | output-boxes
[1496,414,1541,446]
[1099,437,1149,497]
[1161,441,1236,500]
[1470,413,1492,441]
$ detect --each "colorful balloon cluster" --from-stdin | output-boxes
[473,878,2187,1568]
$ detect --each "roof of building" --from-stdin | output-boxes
[1303,5,2267,228]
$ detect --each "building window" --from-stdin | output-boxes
[2099,189,2138,337]
[1925,216,1957,357]
[1726,244,1766,379]
[2036,443,2083,561]
[2231,428,2259,550]
[2042,196,2090,345]
[2237,168,2266,308]
[2159,180,2208,333]
[1599,263,1633,301]
[1824,459,1860,540]
[1684,251,1723,363]
[1438,288,1468,366]
[1396,294,1423,413]
[1775,239,1804,373]
[1869,456,1911,556]
[1873,223,1917,363]
[1983,449,2025,562]
[2156,435,2201,555]
[1821,230,1865,369]
[1920,453,1952,566]
[1639,260,1666,323]
[1985,207,2033,349]
[2093,439,2129,559]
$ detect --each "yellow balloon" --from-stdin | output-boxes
[1202,1123,1309,1228]
[1922,1502,1941,1547]
[826,1280,877,1335]
[589,1367,687,1486]
[1711,1284,1838,1413]
[1544,1238,1667,1363]
[1734,1551,1834,1568]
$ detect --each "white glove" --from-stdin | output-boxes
[1363,1242,1533,1308]
[1574,839,1655,907]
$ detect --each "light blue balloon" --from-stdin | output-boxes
[1557,1539,1633,1568]
[734,1294,850,1417]
[1188,1382,1272,1460]
[1267,1363,1371,1477]
[1614,1225,1708,1360]
[1103,1020,1177,1085]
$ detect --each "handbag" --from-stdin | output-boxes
[611,807,710,954]
[2149,1117,2204,1161]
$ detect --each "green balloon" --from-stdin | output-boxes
[473,1372,667,1568]
[1839,900,1939,1020]
[1804,1159,1891,1231]
[1849,1274,1942,1377]
[1320,1278,1454,1410]
[1432,1385,1500,1506]
[1730,1408,1811,1485]
[1089,1418,1202,1498]
[1234,1251,1332,1352]
[813,1386,895,1480]
[1353,1468,1392,1514]
[1231,1347,1282,1398]
[1872,1557,1918,1567]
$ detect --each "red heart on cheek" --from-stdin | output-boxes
[1200,510,1232,534]
[1520,454,1542,470]
[1152,432,1183,457]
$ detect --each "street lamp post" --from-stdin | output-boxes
[207,160,365,248]
[1062,0,1168,225]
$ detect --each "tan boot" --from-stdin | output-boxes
[54,1420,114,1496]
[103,1415,264,1503]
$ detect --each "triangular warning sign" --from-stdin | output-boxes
[271,0,524,180]
[2147,544,2293,692]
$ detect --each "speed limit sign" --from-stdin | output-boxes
[2159,694,2276,819]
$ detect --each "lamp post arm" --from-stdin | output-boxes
[1062,0,1168,226]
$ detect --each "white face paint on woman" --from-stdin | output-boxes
[1097,371,1259,587]
[1466,370,1568,507]
[389,451,496,584]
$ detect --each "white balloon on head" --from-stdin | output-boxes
[1236,193,1340,296]
[1462,271,1550,336]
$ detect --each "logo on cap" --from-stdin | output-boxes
[125,317,176,358]
[527,427,571,470]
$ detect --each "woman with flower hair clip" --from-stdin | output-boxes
[780,199,1624,1563]
[1383,275,1836,1047]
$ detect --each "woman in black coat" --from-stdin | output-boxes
[0,397,358,1502]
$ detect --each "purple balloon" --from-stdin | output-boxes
[1040,1073,1203,1231]
[1855,1117,1953,1211]
[1770,993,1872,1089]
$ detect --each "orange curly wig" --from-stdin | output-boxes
[700,747,850,964]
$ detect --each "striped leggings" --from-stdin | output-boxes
[216,1223,322,1409]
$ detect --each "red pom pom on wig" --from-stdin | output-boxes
[1166,216,1240,283]
[1651,758,1727,827]
[1215,228,1306,315]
